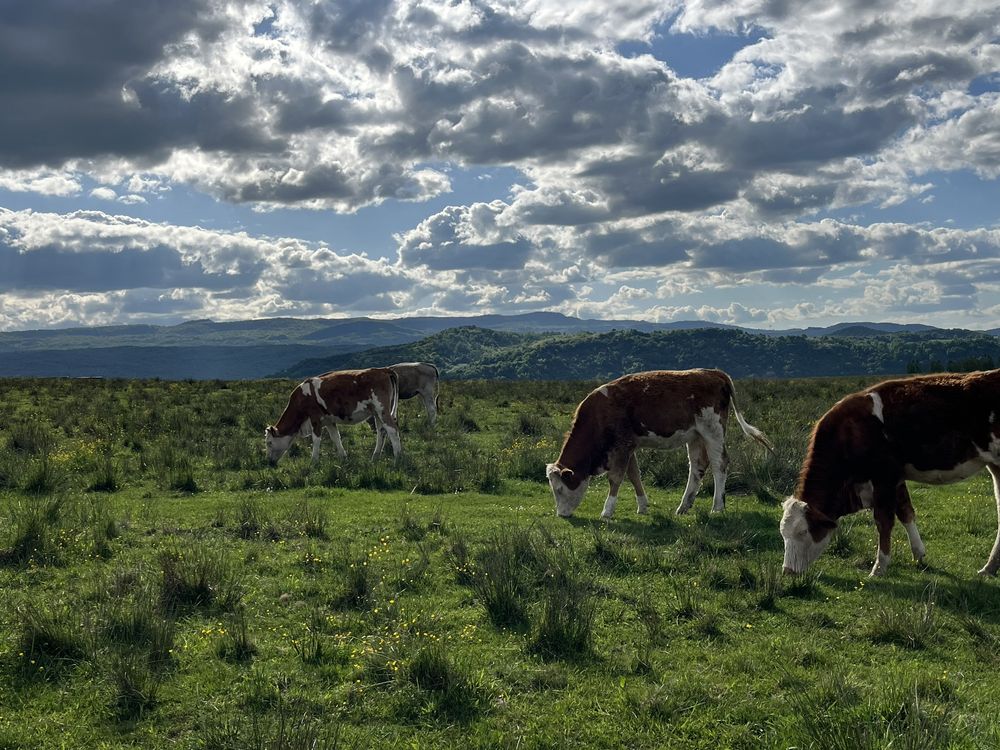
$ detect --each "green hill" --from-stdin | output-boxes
[275,327,1000,380]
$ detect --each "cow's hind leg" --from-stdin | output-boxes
[708,441,730,513]
[979,465,1000,576]
[422,389,438,426]
[371,416,386,459]
[676,437,708,515]
[381,414,402,459]
[625,452,649,514]
[894,481,926,563]
[870,483,897,576]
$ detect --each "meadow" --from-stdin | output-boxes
[1,375,1000,748]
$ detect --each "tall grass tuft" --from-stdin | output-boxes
[330,544,376,609]
[88,454,122,493]
[788,674,954,750]
[446,531,475,586]
[867,584,938,649]
[528,576,596,659]
[217,607,257,663]
[21,455,68,495]
[470,528,542,630]
[109,655,160,721]
[3,498,65,566]
[158,546,244,613]
[15,601,91,679]
[406,641,483,719]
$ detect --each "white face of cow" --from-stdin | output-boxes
[780,497,835,574]
[264,427,295,466]
[546,463,590,517]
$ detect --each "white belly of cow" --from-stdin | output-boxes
[903,459,986,485]
[637,428,693,450]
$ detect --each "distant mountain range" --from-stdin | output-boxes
[0,313,995,379]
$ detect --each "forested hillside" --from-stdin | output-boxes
[277,326,1000,380]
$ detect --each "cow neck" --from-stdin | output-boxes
[273,397,308,438]
[795,449,854,522]
[557,403,613,480]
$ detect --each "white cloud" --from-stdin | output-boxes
[1,1,999,328]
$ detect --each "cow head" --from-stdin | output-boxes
[779,497,838,574]
[264,425,294,466]
[546,463,589,517]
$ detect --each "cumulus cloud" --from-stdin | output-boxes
[0,0,999,328]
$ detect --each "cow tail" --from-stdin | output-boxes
[430,363,441,416]
[389,369,399,420]
[724,372,774,453]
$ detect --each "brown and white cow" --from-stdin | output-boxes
[265,368,400,465]
[546,369,773,519]
[780,370,1000,577]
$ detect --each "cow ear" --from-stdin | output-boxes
[265,425,276,437]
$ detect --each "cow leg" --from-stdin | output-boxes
[870,489,896,577]
[708,441,730,513]
[601,457,628,519]
[310,431,322,462]
[894,482,925,563]
[422,389,438,426]
[676,437,708,515]
[371,416,386,459]
[381,414,402,458]
[979,464,1000,576]
[326,424,347,458]
[626,452,649,514]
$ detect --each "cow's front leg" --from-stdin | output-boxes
[602,456,628,519]
[979,464,1000,576]
[871,503,895,577]
[894,482,925,563]
[625,452,648,514]
[327,424,347,458]
[311,432,322,462]
[676,437,708,515]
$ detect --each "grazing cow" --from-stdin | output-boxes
[546,369,773,519]
[780,370,1000,577]
[265,368,400,465]
[366,362,439,428]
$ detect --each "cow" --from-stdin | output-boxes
[365,362,439,428]
[780,370,1000,578]
[546,369,773,519]
[264,368,401,465]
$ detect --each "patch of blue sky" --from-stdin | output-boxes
[617,25,766,80]
[810,170,1000,230]
[0,164,524,260]
[969,73,1000,96]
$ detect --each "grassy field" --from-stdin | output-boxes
[2,375,1000,748]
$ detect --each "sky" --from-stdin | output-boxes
[1,1,999,332]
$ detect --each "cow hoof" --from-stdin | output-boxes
[636,507,648,515]
[977,566,998,577]
[600,512,614,521]
[675,505,691,515]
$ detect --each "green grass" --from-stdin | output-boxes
[1,376,1000,747]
